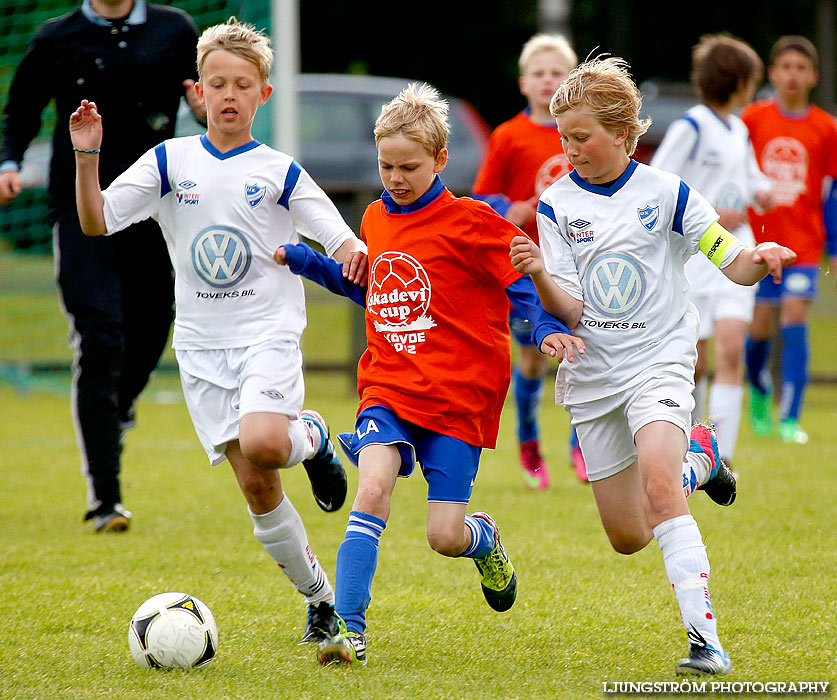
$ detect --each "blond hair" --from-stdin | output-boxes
[374,83,450,156]
[197,17,273,84]
[550,56,650,156]
[519,33,577,74]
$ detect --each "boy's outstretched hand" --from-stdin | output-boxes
[273,245,369,287]
[752,241,796,283]
[510,235,544,275]
[341,249,368,286]
[69,100,103,151]
[541,332,585,363]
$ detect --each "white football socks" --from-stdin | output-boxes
[654,514,723,653]
[250,496,333,606]
[283,418,322,468]
[708,383,743,463]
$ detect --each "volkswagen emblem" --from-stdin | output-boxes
[585,253,645,318]
[191,226,252,288]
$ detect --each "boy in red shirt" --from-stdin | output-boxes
[742,35,837,443]
[472,34,586,486]
[275,83,582,666]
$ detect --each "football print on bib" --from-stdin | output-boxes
[367,251,436,354]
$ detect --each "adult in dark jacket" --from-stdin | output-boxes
[0,0,205,532]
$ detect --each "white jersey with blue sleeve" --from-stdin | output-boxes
[537,160,721,404]
[651,105,769,293]
[101,135,357,350]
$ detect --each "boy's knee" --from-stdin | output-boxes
[241,434,292,470]
[354,482,390,514]
[427,528,466,557]
[606,530,647,555]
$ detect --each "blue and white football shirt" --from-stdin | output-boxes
[102,135,357,350]
[651,105,769,293]
[537,160,739,403]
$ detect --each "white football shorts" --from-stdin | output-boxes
[691,278,755,341]
[176,339,305,465]
[567,363,694,482]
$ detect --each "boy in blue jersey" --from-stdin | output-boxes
[71,18,367,646]
[511,56,795,675]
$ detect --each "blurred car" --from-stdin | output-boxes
[633,80,700,164]
[176,72,490,196]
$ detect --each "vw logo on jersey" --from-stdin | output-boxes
[637,205,659,231]
[191,226,252,288]
[585,253,646,318]
[245,182,267,209]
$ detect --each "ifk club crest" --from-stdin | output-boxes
[245,182,267,209]
[637,205,659,231]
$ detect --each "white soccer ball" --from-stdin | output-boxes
[128,592,218,668]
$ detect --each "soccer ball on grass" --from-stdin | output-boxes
[128,592,218,668]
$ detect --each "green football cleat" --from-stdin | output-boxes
[778,418,808,445]
[748,387,773,436]
[471,512,517,612]
[317,631,367,666]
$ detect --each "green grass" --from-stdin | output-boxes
[1,370,835,700]
[1,249,835,697]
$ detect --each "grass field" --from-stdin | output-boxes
[1,250,835,699]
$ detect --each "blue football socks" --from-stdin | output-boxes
[780,324,808,421]
[513,367,543,444]
[335,511,386,635]
[745,336,771,395]
[459,514,496,559]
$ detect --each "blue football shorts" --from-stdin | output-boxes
[755,263,819,304]
[337,404,482,503]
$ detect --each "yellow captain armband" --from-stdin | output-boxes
[699,221,740,269]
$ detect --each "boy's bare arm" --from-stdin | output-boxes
[723,241,797,285]
[69,100,106,237]
[509,235,583,328]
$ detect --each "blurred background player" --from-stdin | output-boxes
[652,34,773,469]
[71,18,366,644]
[511,56,795,675]
[741,35,837,444]
[0,0,204,532]
[472,34,587,486]
[276,83,582,666]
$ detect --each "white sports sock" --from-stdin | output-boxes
[682,449,712,497]
[283,418,321,468]
[250,496,333,605]
[653,515,723,652]
[708,383,743,463]
[692,376,708,424]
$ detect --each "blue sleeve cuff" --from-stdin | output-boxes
[282,243,367,307]
[471,193,512,218]
[505,276,571,349]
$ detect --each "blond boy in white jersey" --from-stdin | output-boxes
[71,18,367,646]
[510,56,795,675]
